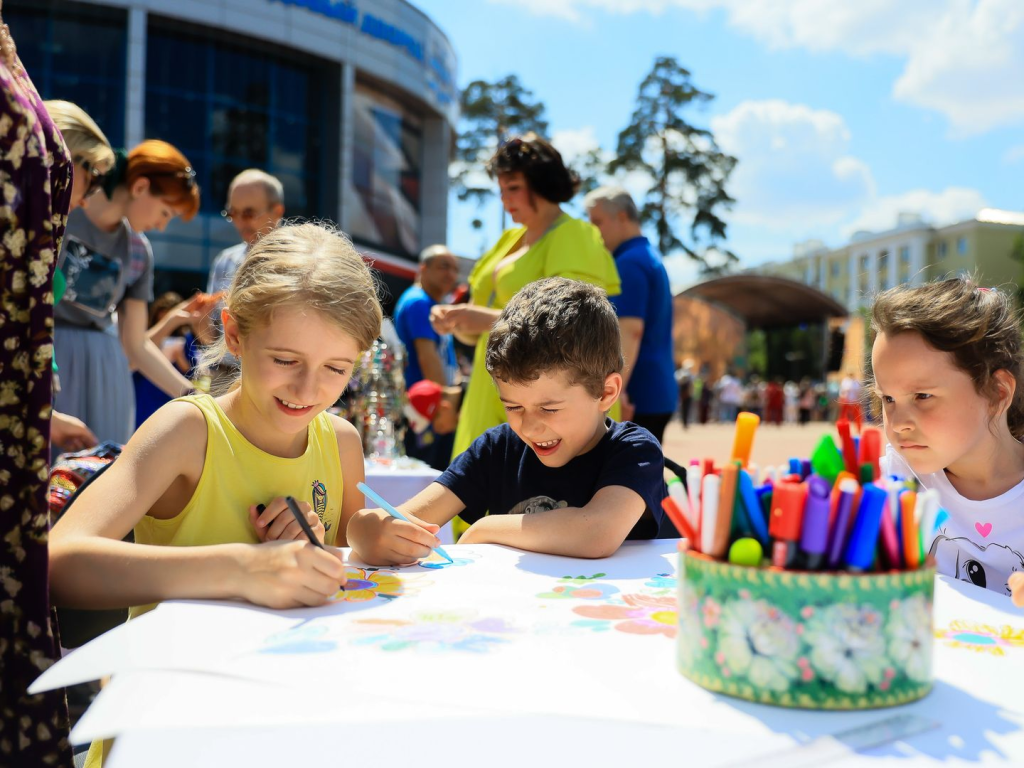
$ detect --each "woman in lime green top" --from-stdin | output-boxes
[49,223,384,618]
[432,133,621,461]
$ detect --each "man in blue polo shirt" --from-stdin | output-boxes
[585,186,676,443]
[394,244,460,467]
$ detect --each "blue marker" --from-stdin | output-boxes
[357,481,453,563]
[737,469,770,546]
[788,457,802,477]
[843,483,888,571]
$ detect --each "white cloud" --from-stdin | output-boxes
[710,100,874,229]
[1004,145,1024,164]
[491,0,1024,136]
[843,187,989,237]
[550,126,605,165]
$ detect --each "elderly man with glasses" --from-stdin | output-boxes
[208,169,286,295]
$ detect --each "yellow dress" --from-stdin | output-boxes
[451,214,621,464]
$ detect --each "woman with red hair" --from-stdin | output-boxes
[55,139,202,443]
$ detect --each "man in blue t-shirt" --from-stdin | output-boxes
[585,186,677,444]
[394,245,460,468]
[348,278,667,564]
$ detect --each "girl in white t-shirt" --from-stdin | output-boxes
[872,277,1024,606]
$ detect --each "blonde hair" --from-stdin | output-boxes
[43,100,115,174]
[196,222,383,393]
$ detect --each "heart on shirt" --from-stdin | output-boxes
[975,521,993,538]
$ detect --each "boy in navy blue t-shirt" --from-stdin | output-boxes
[349,277,665,562]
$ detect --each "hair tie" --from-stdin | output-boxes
[100,148,129,200]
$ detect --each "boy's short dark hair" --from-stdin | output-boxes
[485,277,623,398]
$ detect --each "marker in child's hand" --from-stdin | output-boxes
[357,481,452,563]
[283,497,324,549]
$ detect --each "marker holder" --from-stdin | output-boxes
[677,547,934,709]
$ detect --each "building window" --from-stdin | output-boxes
[146,23,331,220]
[899,245,910,263]
[349,83,423,256]
[6,3,127,147]
[937,241,948,259]
[957,236,968,255]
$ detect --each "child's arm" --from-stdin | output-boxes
[332,415,368,547]
[1011,572,1024,608]
[458,485,645,558]
[347,483,464,565]
[49,401,346,610]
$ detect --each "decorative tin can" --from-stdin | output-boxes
[678,549,934,709]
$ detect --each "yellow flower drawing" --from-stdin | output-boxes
[936,620,1024,656]
[333,567,403,602]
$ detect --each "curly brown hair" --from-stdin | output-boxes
[870,276,1024,439]
[485,277,622,398]
[486,132,580,205]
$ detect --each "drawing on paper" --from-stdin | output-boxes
[330,567,403,602]
[935,619,1024,655]
[259,623,338,655]
[350,611,518,653]
[419,554,474,569]
[572,594,678,637]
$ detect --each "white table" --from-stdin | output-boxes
[33,541,1024,767]
[363,458,451,543]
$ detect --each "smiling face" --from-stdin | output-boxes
[495,369,620,468]
[224,305,361,449]
[871,330,998,477]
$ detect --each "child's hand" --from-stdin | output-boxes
[1011,572,1024,608]
[249,497,326,545]
[238,540,346,609]
[347,508,441,565]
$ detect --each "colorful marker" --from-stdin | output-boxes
[661,496,697,543]
[826,478,859,570]
[358,481,453,563]
[811,434,845,484]
[900,490,920,569]
[836,419,858,475]
[737,469,770,546]
[769,480,807,569]
[730,412,760,467]
[859,427,882,480]
[686,461,702,539]
[714,463,739,557]
[799,475,831,571]
[700,473,722,556]
[843,483,887,571]
[728,537,763,567]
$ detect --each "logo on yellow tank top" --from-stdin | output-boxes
[312,480,329,533]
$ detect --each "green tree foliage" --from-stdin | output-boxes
[610,57,737,273]
[453,75,548,206]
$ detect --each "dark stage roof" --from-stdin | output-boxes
[680,274,848,328]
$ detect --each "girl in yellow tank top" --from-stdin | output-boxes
[51,223,384,766]
[50,221,383,615]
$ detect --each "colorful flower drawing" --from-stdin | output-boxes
[716,599,800,692]
[350,611,517,653]
[332,567,403,602]
[572,594,678,637]
[803,604,888,694]
[645,573,677,591]
[886,594,933,682]
[419,553,474,569]
[936,620,1024,656]
[259,624,337,654]
[537,582,621,600]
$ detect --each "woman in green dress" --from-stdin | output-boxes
[431,134,621,463]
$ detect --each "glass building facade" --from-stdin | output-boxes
[8,2,127,148]
[11,0,455,300]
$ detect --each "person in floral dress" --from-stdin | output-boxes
[0,5,75,765]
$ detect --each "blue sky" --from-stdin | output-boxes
[414,0,1024,287]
